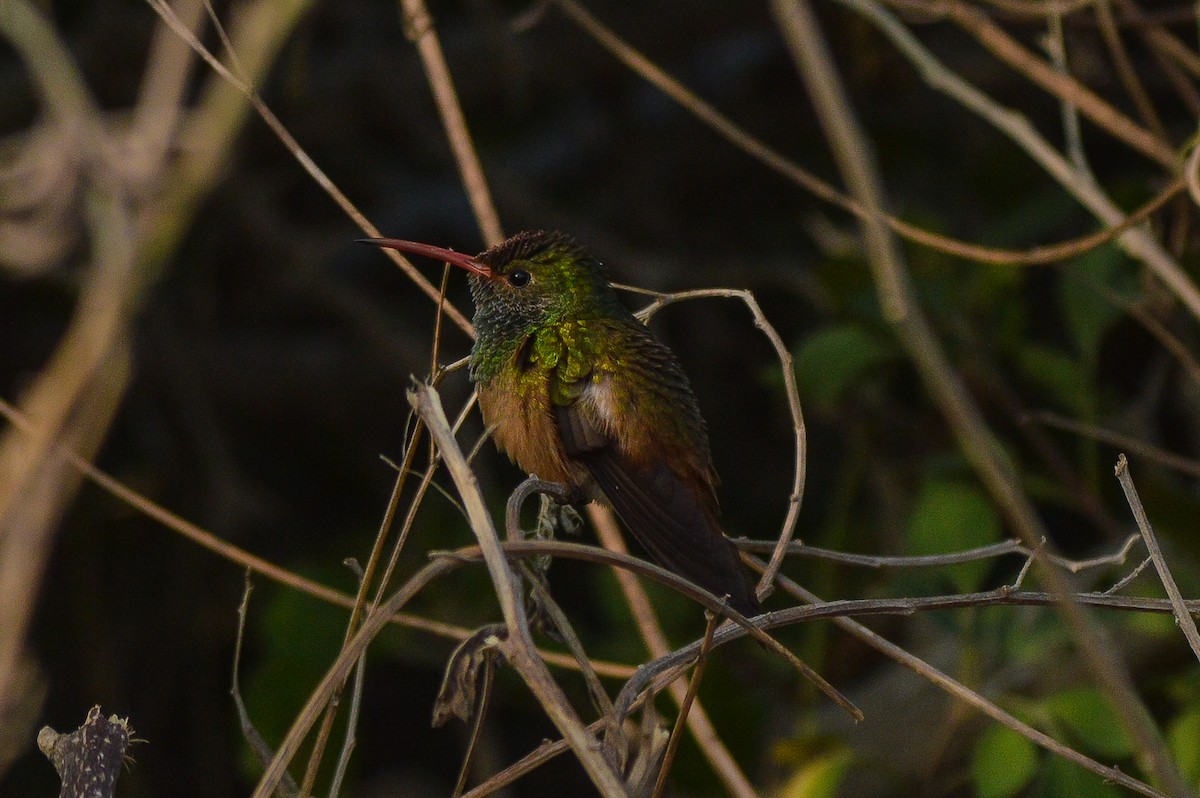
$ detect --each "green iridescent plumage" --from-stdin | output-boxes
[369,230,759,615]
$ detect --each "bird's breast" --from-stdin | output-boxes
[476,369,587,487]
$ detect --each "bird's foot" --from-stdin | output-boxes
[505,477,586,543]
[505,477,587,636]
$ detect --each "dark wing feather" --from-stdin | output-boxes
[555,403,760,616]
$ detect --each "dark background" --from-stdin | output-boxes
[3,1,1199,796]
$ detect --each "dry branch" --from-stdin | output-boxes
[770,1,1193,793]
[1115,454,1200,665]
[550,0,1183,270]
[408,382,629,798]
[0,395,637,682]
[38,706,136,798]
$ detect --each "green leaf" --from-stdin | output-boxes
[1060,249,1132,363]
[777,748,853,798]
[1017,345,1089,416]
[1044,686,1134,760]
[243,575,346,754]
[972,725,1037,798]
[907,480,1001,592]
[1167,708,1200,786]
[794,324,893,408]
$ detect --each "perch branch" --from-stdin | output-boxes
[409,383,628,798]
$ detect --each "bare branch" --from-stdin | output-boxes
[735,533,1142,574]
[550,0,1183,269]
[408,383,628,798]
[1028,411,1200,479]
[398,0,504,246]
[770,1,1191,791]
[0,395,637,681]
[142,0,475,335]
[1115,455,1200,665]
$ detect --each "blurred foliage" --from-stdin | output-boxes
[3,0,1200,796]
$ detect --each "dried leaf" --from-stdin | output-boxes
[431,625,507,728]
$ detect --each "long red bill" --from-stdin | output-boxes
[360,237,492,277]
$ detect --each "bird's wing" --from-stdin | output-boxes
[551,323,758,614]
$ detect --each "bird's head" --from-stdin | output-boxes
[364,230,621,332]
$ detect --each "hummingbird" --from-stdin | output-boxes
[366,231,760,616]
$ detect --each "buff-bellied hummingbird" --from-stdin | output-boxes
[366,231,761,615]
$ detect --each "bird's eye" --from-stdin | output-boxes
[508,269,531,287]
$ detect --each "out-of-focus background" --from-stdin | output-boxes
[3,0,1200,796]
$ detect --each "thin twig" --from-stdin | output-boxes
[633,285,805,600]
[734,533,1141,573]
[328,631,367,798]
[770,1,1192,792]
[1105,556,1154,595]
[409,383,628,798]
[651,612,719,798]
[1094,0,1167,141]
[1028,411,1200,479]
[1115,454,1200,665]
[398,0,504,246]
[1085,279,1200,390]
[1044,8,1090,174]
[0,395,637,681]
[231,572,301,798]
[367,426,429,614]
[549,0,1183,269]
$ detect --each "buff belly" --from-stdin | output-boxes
[476,377,594,491]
